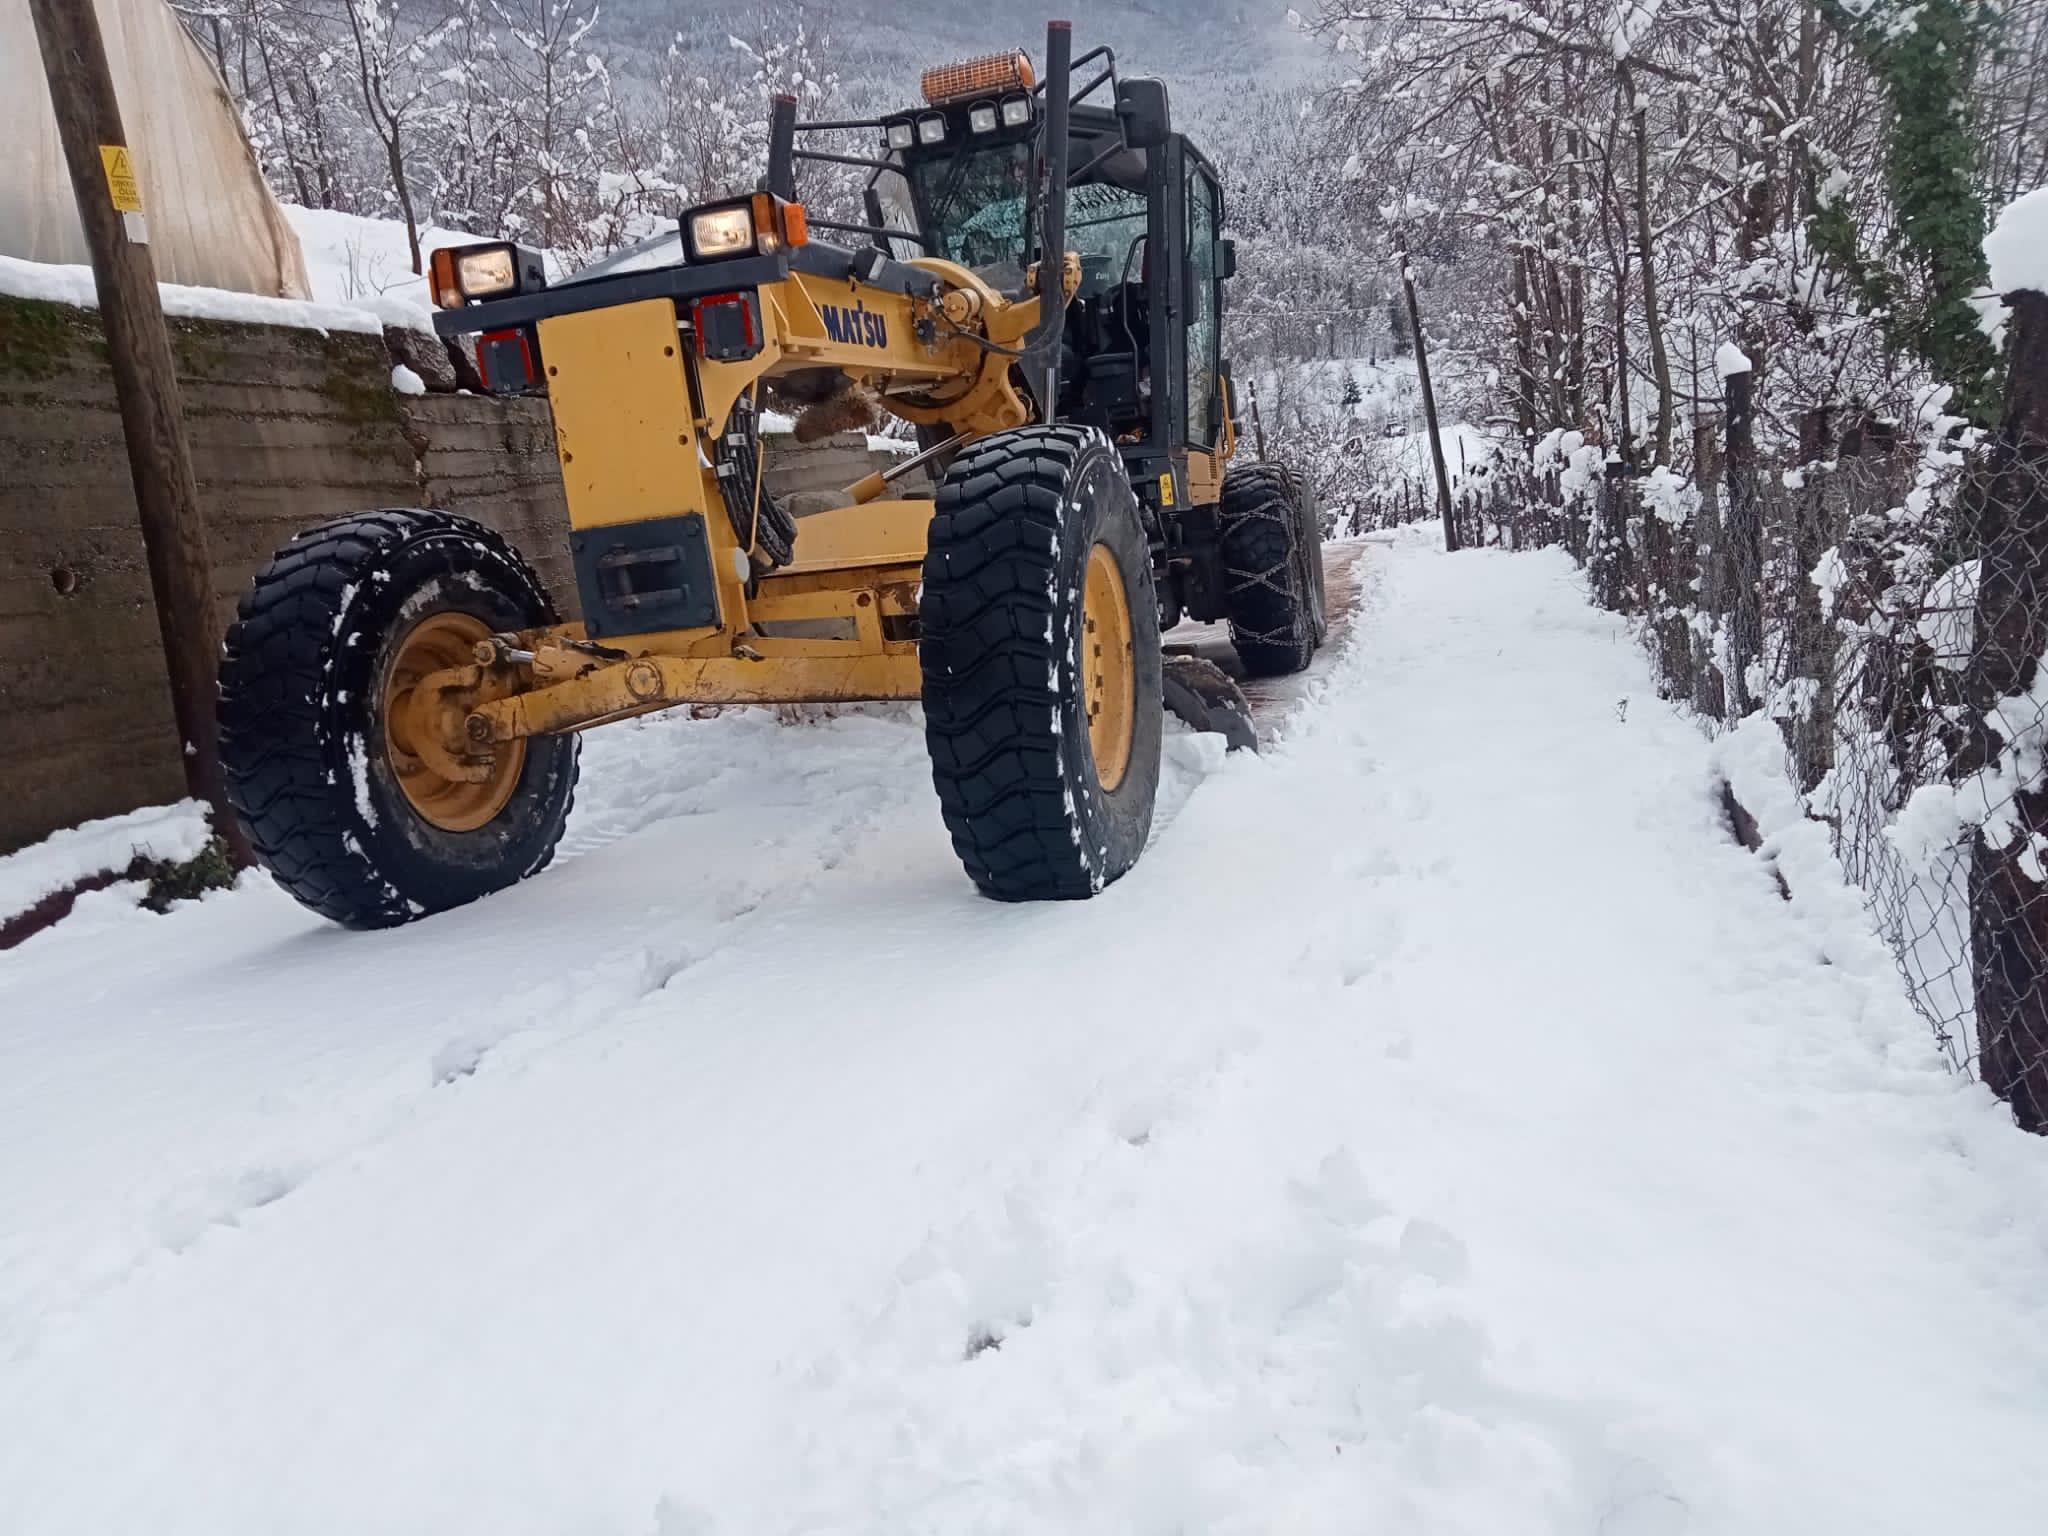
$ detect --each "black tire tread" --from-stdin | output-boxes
[218,508,573,927]
[1220,461,1319,677]
[922,425,1146,900]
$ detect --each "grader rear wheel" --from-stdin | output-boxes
[920,425,1163,901]
[1220,461,1326,677]
[219,508,578,928]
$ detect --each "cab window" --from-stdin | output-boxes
[1185,168,1221,444]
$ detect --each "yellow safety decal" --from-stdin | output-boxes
[1158,472,1176,507]
[99,145,141,212]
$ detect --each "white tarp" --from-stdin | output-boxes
[1,0,311,299]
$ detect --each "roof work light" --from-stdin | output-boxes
[921,50,1036,104]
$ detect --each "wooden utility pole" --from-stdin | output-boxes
[1397,228,1458,552]
[27,0,249,866]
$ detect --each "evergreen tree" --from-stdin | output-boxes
[1816,0,2003,421]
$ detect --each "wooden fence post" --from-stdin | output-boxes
[1723,355,1763,716]
[1692,417,1727,720]
[1789,407,1837,792]
[1968,289,2048,1134]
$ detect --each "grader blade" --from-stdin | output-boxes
[1161,655,1258,754]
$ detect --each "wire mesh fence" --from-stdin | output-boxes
[1483,361,2048,1133]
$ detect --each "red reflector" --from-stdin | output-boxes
[477,327,537,393]
[690,292,762,361]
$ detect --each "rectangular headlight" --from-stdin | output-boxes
[456,246,517,297]
[430,242,547,309]
[968,103,998,134]
[1000,94,1032,127]
[885,119,915,150]
[686,203,757,261]
[917,113,947,145]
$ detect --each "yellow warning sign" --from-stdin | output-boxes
[1158,472,1176,507]
[99,145,141,213]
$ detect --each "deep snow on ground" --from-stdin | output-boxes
[4,533,2046,1534]
[281,204,487,313]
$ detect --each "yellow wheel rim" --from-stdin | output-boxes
[1082,541,1137,792]
[381,610,525,832]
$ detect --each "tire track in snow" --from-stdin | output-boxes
[15,536,2040,1534]
[692,653,1688,1532]
[0,710,941,1357]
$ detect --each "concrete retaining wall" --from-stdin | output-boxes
[0,293,911,853]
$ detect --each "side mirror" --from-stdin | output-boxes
[1117,77,1171,149]
[1218,236,1237,280]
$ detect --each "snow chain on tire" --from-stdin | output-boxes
[218,508,579,928]
[1220,461,1326,677]
[920,424,1164,900]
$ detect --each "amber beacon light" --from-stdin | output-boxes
[920,50,1036,105]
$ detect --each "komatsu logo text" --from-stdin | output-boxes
[821,302,887,348]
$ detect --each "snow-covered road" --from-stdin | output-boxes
[4,531,2046,1534]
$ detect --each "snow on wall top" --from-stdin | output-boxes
[1986,185,2048,299]
[0,252,391,338]
[0,205,483,338]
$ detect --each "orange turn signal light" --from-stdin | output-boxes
[429,247,462,310]
[750,191,810,253]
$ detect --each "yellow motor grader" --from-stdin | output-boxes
[217,23,1328,926]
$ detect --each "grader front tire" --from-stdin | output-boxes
[218,509,578,928]
[920,426,1163,901]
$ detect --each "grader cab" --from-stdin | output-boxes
[217,21,1328,927]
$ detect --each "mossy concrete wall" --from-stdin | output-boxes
[0,294,907,854]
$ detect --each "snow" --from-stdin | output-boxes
[281,204,483,317]
[3,536,2047,1532]
[1985,184,2048,298]
[1640,464,1697,526]
[0,203,485,338]
[1714,340,1753,376]
[390,362,427,396]
[0,800,210,921]
[1888,782,1969,875]
[0,252,388,336]
[1917,557,1979,671]
[1385,419,1496,488]
[1809,543,1848,618]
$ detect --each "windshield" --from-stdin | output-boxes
[909,138,1035,289]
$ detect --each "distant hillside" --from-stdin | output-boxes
[615,0,1322,113]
